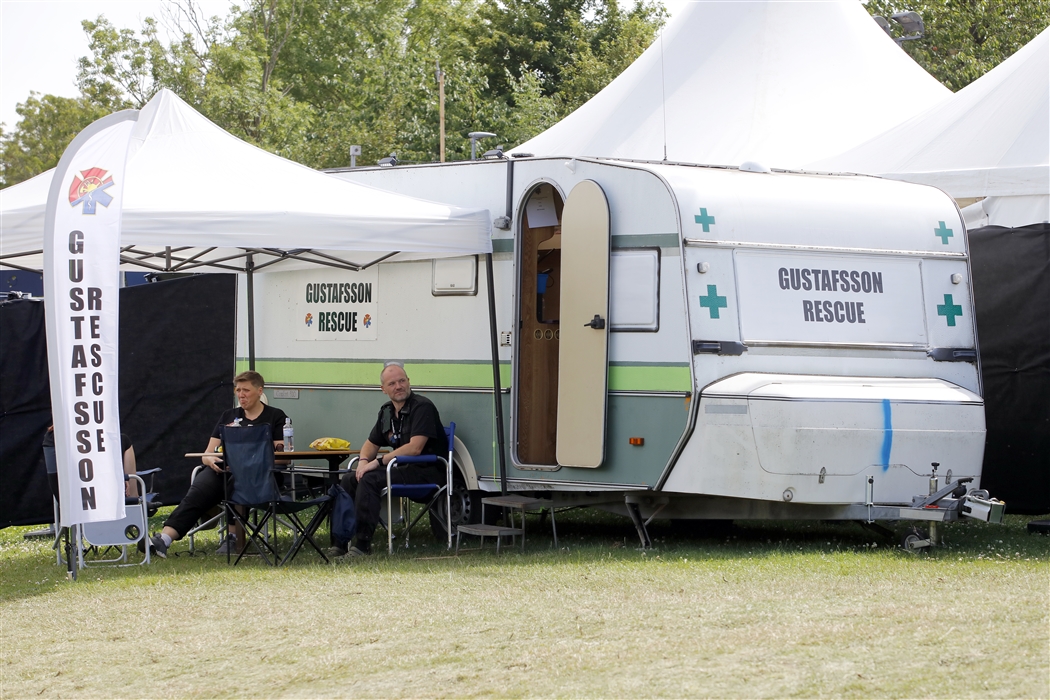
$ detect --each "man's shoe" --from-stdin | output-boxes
[325,545,348,558]
[215,535,239,556]
[140,534,168,558]
[329,545,369,563]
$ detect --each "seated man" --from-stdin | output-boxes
[143,370,288,557]
[334,362,447,557]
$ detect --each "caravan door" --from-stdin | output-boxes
[556,180,611,467]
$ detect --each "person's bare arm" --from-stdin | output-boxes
[354,439,382,476]
[360,439,380,463]
[202,436,223,472]
[356,436,427,477]
[123,445,138,497]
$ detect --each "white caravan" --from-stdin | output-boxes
[251,157,1002,547]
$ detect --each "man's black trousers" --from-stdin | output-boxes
[340,462,445,544]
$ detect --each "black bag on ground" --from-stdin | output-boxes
[329,483,356,546]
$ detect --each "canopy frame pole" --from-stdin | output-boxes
[246,253,256,371]
[0,260,43,274]
[486,252,507,496]
[487,156,514,496]
[0,249,43,274]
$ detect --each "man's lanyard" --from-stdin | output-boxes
[389,405,407,447]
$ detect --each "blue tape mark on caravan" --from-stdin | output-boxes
[881,399,893,471]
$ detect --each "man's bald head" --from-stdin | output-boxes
[380,362,407,383]
[380,363,411,405]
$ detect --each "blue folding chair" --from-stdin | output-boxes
[385,422,455,553]
[221,424,331,565]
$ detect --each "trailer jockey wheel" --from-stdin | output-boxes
[902,526,932,553]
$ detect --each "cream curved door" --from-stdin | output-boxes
[556,180,610,468]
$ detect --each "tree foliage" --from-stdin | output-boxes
[0,0,663,186]
[863,0,1049,91]
[3,0,1042,188]
[0,93,116,187]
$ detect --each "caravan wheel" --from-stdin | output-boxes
[429,480,494,540]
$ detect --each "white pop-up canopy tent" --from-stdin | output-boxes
[812,27,1049,228]
[0,89,492,274]
[2,90,512,510]
[0,86,499,433]
[513,0,950,169]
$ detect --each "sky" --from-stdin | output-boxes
[0,0,233,129]
[0,0,689,131]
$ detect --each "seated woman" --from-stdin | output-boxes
[142,370,288,558]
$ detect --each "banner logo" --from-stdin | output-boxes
[304,312,313,327]
[68,167,115,215]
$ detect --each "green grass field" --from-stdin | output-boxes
[2,508,1047,698]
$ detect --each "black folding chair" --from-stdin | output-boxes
[221,424,331,565]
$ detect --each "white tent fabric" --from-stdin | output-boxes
[513,0,950,169]
[1,89,491,271]
[813,27,1049,227]
[961,195,1050,229]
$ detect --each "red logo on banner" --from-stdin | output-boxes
[68,167,115,215]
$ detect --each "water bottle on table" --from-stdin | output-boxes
[281,419,294,451]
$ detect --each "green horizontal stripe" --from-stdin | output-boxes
[608,364,691,392]
[238,359,690,392]
[237,359,512,388]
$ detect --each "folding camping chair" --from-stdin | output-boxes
[220,423,331,565]
[77,469,162,568]
[43,442,161,569]
[384,422,455,554]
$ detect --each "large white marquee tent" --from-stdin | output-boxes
[513,0,950,169]
[813,27,1049,228]
[0,89,491,274]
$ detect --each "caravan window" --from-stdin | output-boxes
[610,248,660,332]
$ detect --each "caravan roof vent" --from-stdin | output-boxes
[740,161,771,174]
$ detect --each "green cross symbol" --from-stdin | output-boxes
[694,208,716,232]
[937,294,963,326]
[934,221,954,245]
[699,284,727,319]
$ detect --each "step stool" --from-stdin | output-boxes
[455,495,558,553]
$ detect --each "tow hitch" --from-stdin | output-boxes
[897,463,1006,551]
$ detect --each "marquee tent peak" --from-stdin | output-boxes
[513,0,950,170]
[1,88,491,273]
[810,26,1049,225]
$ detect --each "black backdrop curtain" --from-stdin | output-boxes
[0,274,236,527]
[969,223,1050,515]
[0,297,53,528]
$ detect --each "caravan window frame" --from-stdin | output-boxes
[609,247,661,333]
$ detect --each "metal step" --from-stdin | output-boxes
[455,523,523,553]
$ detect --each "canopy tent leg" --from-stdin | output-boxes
[486,252,508,495]
[246,253,256,371]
